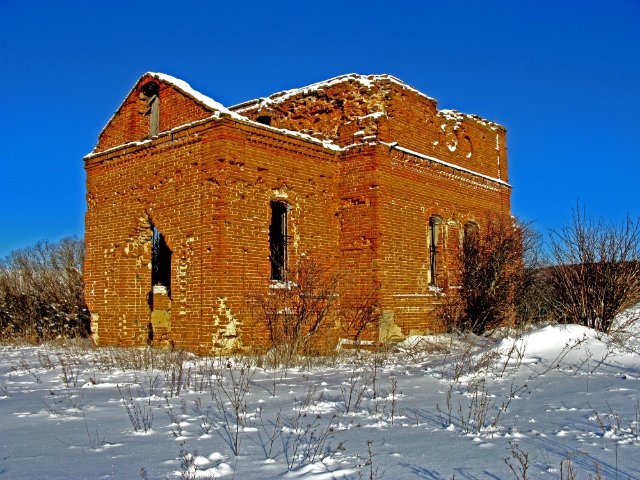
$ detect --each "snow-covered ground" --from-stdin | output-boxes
[2,311,640,479]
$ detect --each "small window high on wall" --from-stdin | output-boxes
[151,225,172,294]
[141,82,160,137]
[269,201,288,281]
[429,216,442,287]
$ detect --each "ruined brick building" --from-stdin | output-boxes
[84,72,512,354]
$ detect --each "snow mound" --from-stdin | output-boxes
[497,324,607,361]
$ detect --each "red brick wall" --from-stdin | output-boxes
[232,75,507,183]
[85,73,513,353]
[381,84,508,181]
[374,144,511,335]
[95,77,214,152]
[86,115,341,354]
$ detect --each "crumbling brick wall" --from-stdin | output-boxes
[232,75,507,182]
[86,91,341,353]
[85,72,512,353]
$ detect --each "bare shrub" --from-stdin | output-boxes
[83,414,107,449]
[358,440,383,480]
[0,237,89,341]
[253,385,345,470]
[456,217,524,334]
[117,384,154,433]
[546,207,640,333]
[209,359,255,456]
[256,406,284,460]
[504,442,530,480]
[442,378,527,436]
[340,367,372,414]
[251,257,340,357]
[281,408,343,471]
[588,400,639,441]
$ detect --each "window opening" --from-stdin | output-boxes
[141,82,160,137]
[256,115,272,126]
[464,221,479,240]
[151,225,172,295]
[269,201,288,281]
[429,216,442,287]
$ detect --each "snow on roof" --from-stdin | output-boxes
[144,73,345,151]
[90,72,240,154]
[86,104,344,160]
[439,109,502,130]
[144,72,240,119]
[231,73,503,129]
[90,72,502,157]
[231,73,437,112]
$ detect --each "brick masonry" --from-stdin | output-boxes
[84,73,512,354]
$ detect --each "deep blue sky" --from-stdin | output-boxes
[1,0,638,257]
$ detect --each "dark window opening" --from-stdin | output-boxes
[429,216,442,287]
[269,201,288,281]
[151,225,172,295]
[464,221,479,240]
[141,82,160,138]
[256,115,272,126]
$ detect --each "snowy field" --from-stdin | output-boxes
[2,311,640,479]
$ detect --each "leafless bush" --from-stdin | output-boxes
[91,347,193,398]
[164,397,186,438]
[438,336,499,383]
[456,217,525,334]
[161,349,189,398]
[117,384,154,433]
[251,257,341,357]
[92,346,190,372]
[281,409,343,471]
[504,442,530,480]
[256,405,284,460]
[0,237,89,341]
[9,354,43,384]
[42,388,83,415]
[340,367,372,414]
[56,351,82,388]
[443,379,527,436]
[209,359,255,456]
[83,414,107,449]
[588,400,639,441]
[546,207,640,333]
[176,448,209,480]
[514,227,552,326]
[358,440,383,480]
[192,397,216,435]
[388,375,398,425]
[253,384,345,469]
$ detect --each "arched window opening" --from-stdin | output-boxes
[151,225,172,295]
[269,201,288,281]
[464,221,480,241]
[429,215,442,287]
[141,81,160,138]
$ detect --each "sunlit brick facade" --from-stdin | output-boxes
[84,73,511,353]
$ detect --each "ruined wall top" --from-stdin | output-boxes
[231,74,507,180]
[89,72,508,181]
